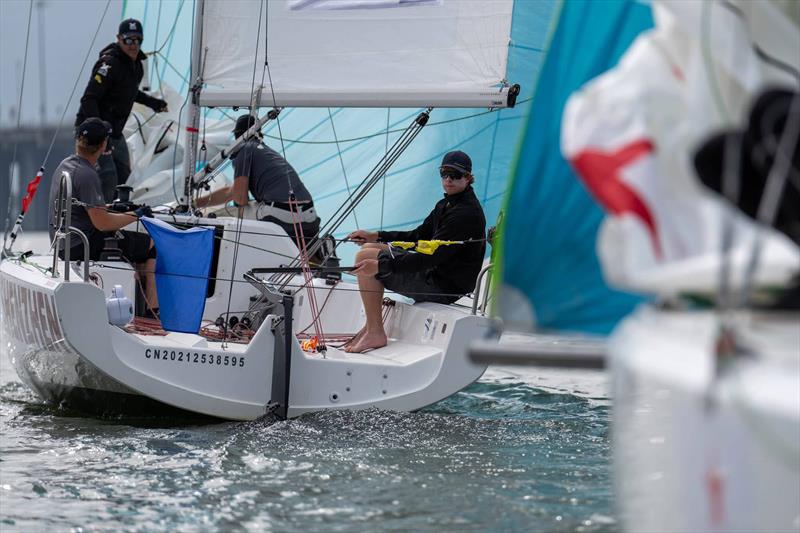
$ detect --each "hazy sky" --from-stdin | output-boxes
[0,0,123,130]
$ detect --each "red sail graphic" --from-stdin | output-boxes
[571,139,662,258]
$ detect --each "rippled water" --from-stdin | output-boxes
[0,353,615,531]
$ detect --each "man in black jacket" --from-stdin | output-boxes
[75,18,168,202]
[345,151,486,353]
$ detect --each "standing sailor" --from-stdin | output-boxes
[75,18,168,202]
[346,151,487,353]
[196,114,321,248]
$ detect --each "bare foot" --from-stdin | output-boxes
[345,331,387,353]
[341,327,365,349]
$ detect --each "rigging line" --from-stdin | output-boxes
[169,0,196,204]
[2,0,34,247]
[380,108,390,231]
[328,108,359,228]
[94,263,468,299]
[275,112,429,287]
[222,212,247,345]
[153,0,186,55]
[262,0,290,172]
[317,114,423,236]
[150,0,164,88]
[40,0,113,165]
[247,0,266,115]
[324,113,427,236]
[222,0,267,341]
[152,51,189,85]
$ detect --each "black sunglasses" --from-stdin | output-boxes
[122,37,142,45]
[440,168,465,180]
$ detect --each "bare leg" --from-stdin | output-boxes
[139,257,159,312]
[346,247,388,353]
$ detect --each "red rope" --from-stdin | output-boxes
[288,198,326,351]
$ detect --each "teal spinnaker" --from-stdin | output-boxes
[496,0,654,335]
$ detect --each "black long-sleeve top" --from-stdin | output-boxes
[75,43,163,137]
[377,185,486,295]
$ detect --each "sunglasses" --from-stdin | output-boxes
[122,37,142,45]
[439,168,465,181]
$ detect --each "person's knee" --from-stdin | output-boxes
[355,247,380,261]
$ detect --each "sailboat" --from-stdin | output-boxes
[471,0,800,531]
[0,0,541,420]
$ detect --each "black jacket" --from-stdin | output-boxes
[378,185,486,295]
[75,43,163,137]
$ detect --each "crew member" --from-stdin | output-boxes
[75,18,168,202]
[196,114,321,248]
[345,150,486,353]
[48,118,159,316]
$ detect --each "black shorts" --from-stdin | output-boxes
[376,250,460,305]
[114,230,154,264]
[61,230,154,264]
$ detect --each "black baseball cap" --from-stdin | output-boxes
[440,150,472,174]
[75,118,112,145]
[119,18,143,38]
[233,114,257,138]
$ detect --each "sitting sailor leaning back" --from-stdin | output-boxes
[48,117,159,317]
[346,150,487,353]
[196,114,321,249]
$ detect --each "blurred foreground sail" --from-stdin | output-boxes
[561,0,800,295]
[494,0,653,335]
[481,0,800,531]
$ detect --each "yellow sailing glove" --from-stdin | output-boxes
[389,240,462,255]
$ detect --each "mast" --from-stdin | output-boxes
[181,0,206,208]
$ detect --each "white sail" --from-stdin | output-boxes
[199,0,516,107]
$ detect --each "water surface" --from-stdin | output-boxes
[0,354,615,531]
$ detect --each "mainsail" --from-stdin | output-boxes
[198,0,517,108]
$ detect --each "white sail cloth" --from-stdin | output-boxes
[123,84,232,207]
[561,0,800,295]
[199,0,514,107]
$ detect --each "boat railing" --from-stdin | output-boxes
[51,171,90,282]
[471,263,493,315]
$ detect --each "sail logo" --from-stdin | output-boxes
[569,139,662,258]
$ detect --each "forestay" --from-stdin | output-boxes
[198,0,516,107]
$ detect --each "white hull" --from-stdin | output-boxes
[610,306,800,532]
[0,216,491,420]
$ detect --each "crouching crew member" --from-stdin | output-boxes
[345,150,486,353]
[196,114,321,248]
[48,118,159,315]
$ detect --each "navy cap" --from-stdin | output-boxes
[75,118,112,145]
[233,114,257,138]
[119,18,143,38]
[440,150,472,174]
